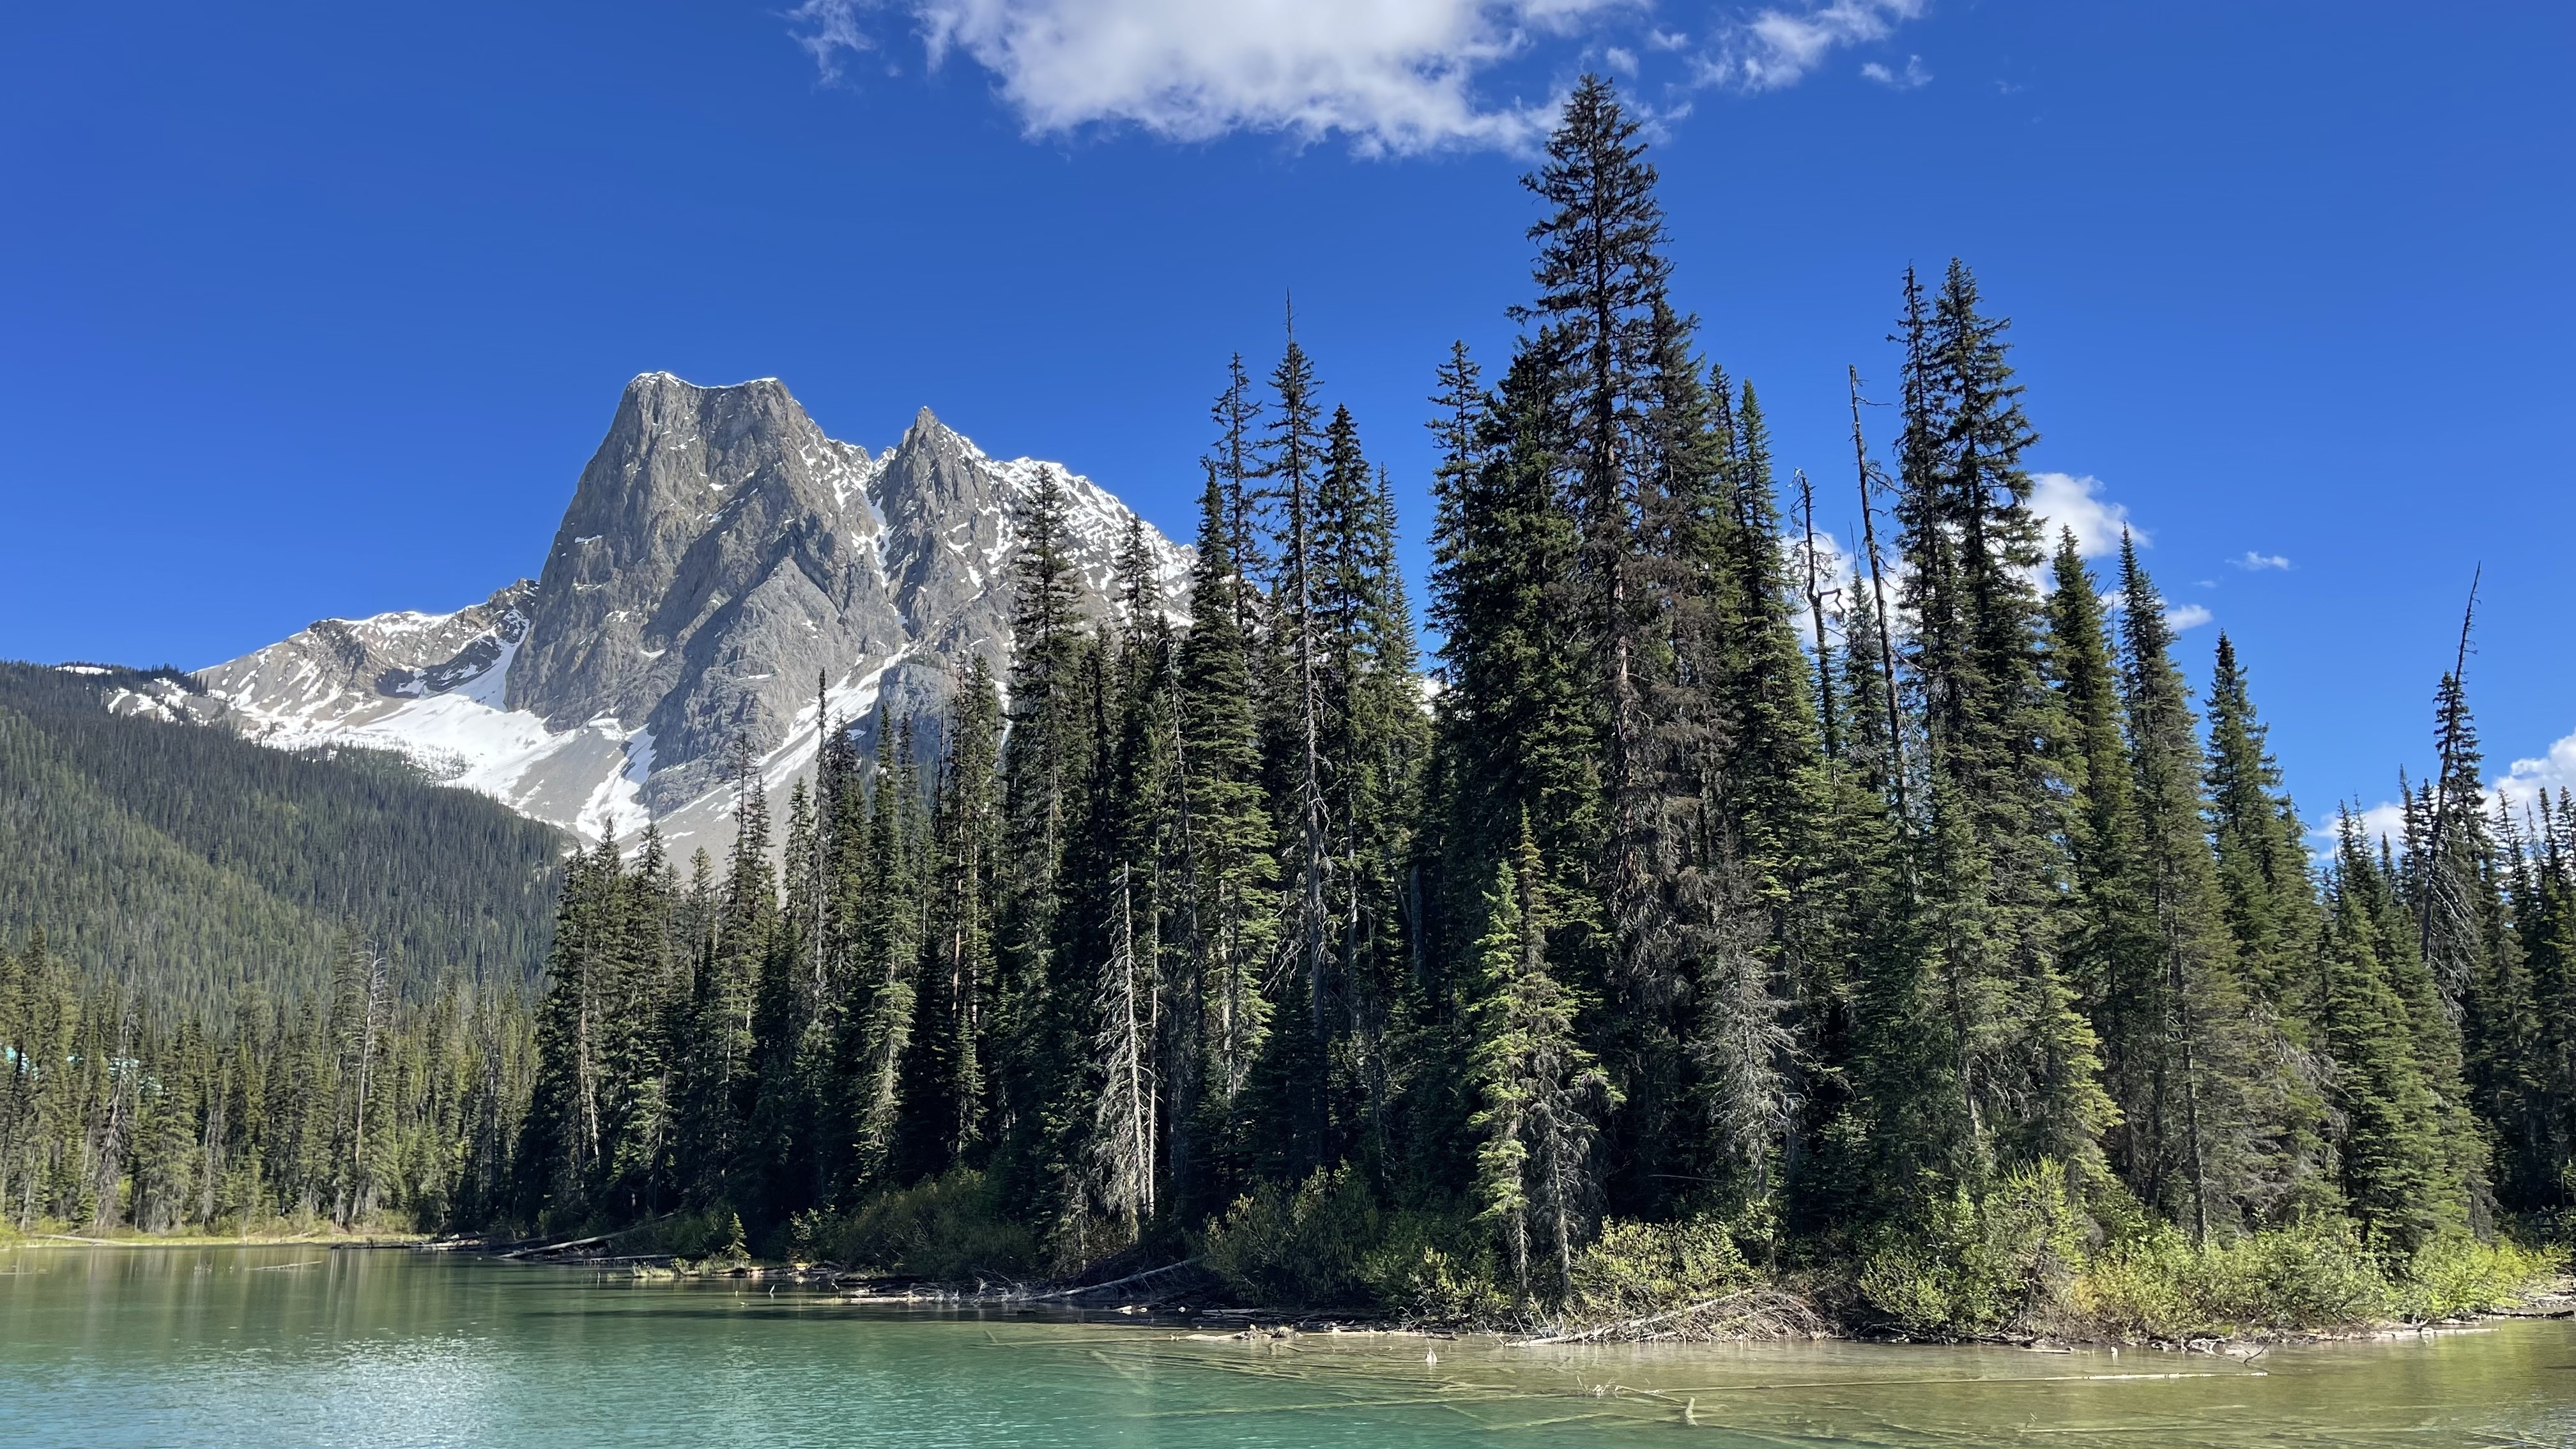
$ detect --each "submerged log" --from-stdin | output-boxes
[1510,1288,1828,1346]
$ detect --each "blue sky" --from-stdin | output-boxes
[3,0,2569,829]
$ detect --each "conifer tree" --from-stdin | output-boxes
[1087,867,1154,1230]
[1308,408,1429,1157]
[1894,260,2111,1188]
[1516,73,1672,1007]
[2046,530,2152,1045]
[1696,376,1830,1206]
[2204,634,2328,1018]
[1259,329,1335,1170]
[848,721,925,1193]
[523,843,618,1216]
[1174,466,1280,1206]
[1209,352,1266,644]
[900,657,1001,1178]
[995,461,1103,1212]
[2347,804,2484,1226]
[680,753,773,1205]
[1468,820,1618,1300]
[2117,535,2273,1237]
[1430,347,1600,968]
[2327,813,2452,1250]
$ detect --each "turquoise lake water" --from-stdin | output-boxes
[1,1245,2569,1446]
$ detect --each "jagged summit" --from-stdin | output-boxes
[192,374,1189,853]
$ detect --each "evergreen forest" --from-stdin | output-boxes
[10,80,2572,1337]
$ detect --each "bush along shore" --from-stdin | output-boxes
[13,77,2576,1349]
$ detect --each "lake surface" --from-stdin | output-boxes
[2,1245,2569,1447]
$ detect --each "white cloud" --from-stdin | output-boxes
[2352,801,2409,854]
[2494,728,2576,815]
[2319,726,2575,867]
[2308,801,2408,867]
[1859,53,1930,89]
[2030,471,2140,560]
[1704,0,1928,93]
[2232,550,2292,571]
[788,0,1632,154]
[2162,602,2213,631]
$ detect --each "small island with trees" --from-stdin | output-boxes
[4,79,2568,1349]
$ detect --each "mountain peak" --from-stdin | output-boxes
[192,374,1188,857]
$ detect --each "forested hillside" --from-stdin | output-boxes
[0,662,567,1008]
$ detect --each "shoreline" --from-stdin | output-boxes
[15,1233,2567,1355]
[457,1243,2576,1356]
[3,1230,425,1250]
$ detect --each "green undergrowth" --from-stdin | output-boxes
[1179,1162,2563,1339]
[601,1162,2562,1342]
[1841,1162,2565,1340]
[2076,1223,2561,1340]
[1201,1165,1507,1321]
[798,1170,1043,1283]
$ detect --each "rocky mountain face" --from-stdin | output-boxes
[190,373,1188,852]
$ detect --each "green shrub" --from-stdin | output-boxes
[624,1206,738,1261]
[1356,1211,1510,1324]
[1859,1161,2087,1338]
[818,1169,1043,1284]
[2395,1232,2564,1321]
[1203,1166,1384,1309]
[2085,1220,2373,1338]
[1565,1217,1753,1322]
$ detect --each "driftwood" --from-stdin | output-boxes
[1510,1288,1828,1346]
[503,1233,613,1259]
[1008,1257,1204,1303]
[493,1213,680,1261]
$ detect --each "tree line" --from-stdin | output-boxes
[20,81,2573,1303]
[0,929,527,1232]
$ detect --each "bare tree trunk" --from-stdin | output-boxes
[1848,366,1908,819]
[89,990,138,1230]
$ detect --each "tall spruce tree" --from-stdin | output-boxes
[1515,73,1673,1011]
[1259,328,1335,1173]
[2117,535,2274,1238]
[1175,466,1280,1209]
[1895,260,2112,1191]
[996,463,1098,1199]
[2327,813,2453,1251]
[899,657,1002,1179]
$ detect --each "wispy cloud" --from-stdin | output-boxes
[2163,602,2214,631]
[785,0,1630,155]
[1702,0,1929,93]
[786,0,877,80]
[1859,54,1930,89]
[2231,550,2292,571]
